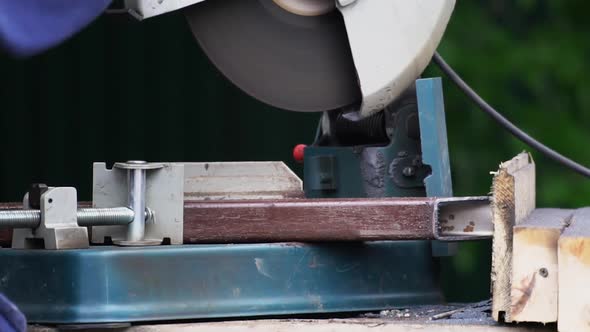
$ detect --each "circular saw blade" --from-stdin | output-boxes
[185,0,361,112]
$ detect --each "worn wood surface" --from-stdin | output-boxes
[29,318,554,332]
[558,208,590,332]
[510,209,572,323]
[491,153,536,322]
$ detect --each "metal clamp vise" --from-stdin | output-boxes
[12,186,89,249]
[4,161,184,249]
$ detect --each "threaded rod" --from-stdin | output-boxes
[0,207,136,229]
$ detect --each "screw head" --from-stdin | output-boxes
[402,166,416,177]
[539,268,549,278]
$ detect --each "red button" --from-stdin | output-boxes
[293,144,306,163]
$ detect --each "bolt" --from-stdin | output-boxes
[402,166,416,177]
[112,161,163,244]
[539,268,549,278]
[126,166,147,242]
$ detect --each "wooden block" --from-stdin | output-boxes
[511,208,572,323]
[558,208,590,332]
[491,153,536,322]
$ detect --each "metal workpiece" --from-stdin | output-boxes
[182,196,492,243]
[435,197,493,241]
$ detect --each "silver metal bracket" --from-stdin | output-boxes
[92,162,184,245]
[12,187,89,249]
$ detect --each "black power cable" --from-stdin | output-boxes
[432,52,590,178]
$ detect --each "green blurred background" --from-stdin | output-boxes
[0,1,589,302]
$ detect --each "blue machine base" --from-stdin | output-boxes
[0,242,442,324]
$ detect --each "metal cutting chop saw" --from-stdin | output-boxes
[0,0,479,326]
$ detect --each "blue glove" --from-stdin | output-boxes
[0,294,26,332]
[0,0,112,57]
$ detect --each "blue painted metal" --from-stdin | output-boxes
[304,78,453,199]
[304,94,427,199]
[0,242,441,323]
[416,78,456,256]
[416,78,453,198]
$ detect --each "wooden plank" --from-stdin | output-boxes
[558,208,590,332]
[510,208,572,323]
[28,318,554,332]
[491,153,536,322]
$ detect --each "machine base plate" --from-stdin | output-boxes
[0,242,441,324]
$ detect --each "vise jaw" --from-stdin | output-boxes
[12,187,88,249]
